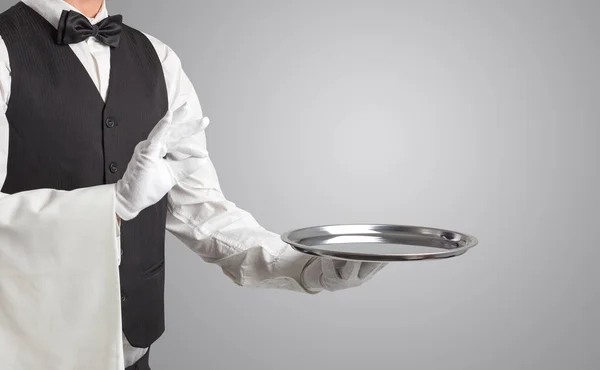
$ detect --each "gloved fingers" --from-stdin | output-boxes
[132,140,147,154]
[132,138,165,159]
[150,120,207,159]
[166,117,210,147]
[165,155,210,182]
[146,110,174,143]
[358,262,387,280]
[167,135,208,158]
[339,261,362,280]
[299,256,324,292]
[170,100,193,125]
[321,258,341,279]
[165,150,191,162]
[332,259,346,274]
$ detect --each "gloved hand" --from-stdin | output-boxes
[114,110,210,221]
[300,257,387,293]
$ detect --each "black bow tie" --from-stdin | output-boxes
[56,10,123,48]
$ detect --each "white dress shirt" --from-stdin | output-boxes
[0,0,319,367]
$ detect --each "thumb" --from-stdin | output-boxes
[339,261,361,280]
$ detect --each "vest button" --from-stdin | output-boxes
[109,162,118,173]
[121,293,127,302]
[105,118,115,128]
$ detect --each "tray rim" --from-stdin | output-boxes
[280,223,479,262]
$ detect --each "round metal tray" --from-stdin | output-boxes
[281,224,478,262]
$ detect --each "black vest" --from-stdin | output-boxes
[0,2,169,348]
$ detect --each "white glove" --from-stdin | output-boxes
[300,257,387,293]
[114,110,210,221]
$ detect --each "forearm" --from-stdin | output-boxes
[166,184,318,293]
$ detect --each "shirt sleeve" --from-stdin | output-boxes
[145,33,321,293]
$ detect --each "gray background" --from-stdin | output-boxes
[3,0,600,369]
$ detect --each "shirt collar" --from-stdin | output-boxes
[21,0,109,28]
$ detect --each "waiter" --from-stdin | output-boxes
[0,0,387,369]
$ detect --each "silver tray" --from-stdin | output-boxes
[281,224,478,262]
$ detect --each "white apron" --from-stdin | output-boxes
[0,184,124,370]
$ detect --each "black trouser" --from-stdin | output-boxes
[125,348,151,370]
